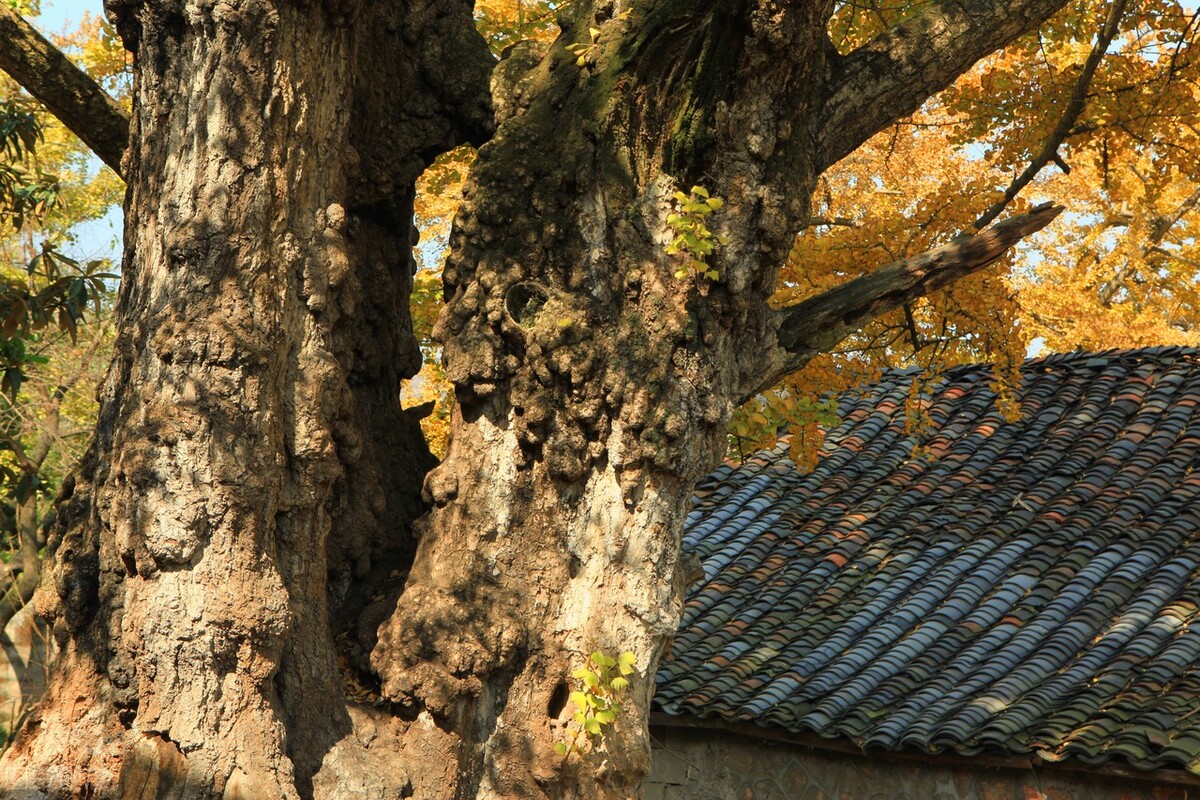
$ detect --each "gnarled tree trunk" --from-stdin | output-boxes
[0,0,1070,797]
[0,0,489,796]
[371,2,1069,798]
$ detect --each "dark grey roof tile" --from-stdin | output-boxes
[656,347,1200,776]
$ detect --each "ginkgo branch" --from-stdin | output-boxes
[1098,186,1200,306]
[815,0,1074,171]
[1152,248,1200,271]
[0,3,129,176]
[752,202,1063,401]
[973,0,1130,229]
[801,216,860,230]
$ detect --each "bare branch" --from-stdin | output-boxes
[801,216,860,230]
[750,203,1064,399]
[0,3,129,176]
[815,0,1073,171]
[1151,247,1200,271]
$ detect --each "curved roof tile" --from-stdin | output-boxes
[655,346,1200,775]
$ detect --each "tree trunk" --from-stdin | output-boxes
[369,6,827,797]
[0,0,1073,797]
[371,1,1071,797]
[0,0,489,797]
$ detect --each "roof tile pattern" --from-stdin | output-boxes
[655,347,1200,773]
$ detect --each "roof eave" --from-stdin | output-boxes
[649,712,1200,789]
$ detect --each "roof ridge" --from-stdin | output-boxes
[875,345,1200,384]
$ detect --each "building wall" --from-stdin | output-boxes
[646,726,1190,800]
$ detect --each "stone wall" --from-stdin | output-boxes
[646,725,1191,800]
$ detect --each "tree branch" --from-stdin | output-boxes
[1098,186,1200,306]
[0,4,129,176]
[815,0,1073,171]
[974,0,1129,229]
[801,216,860,230]
[751,202,1063,399]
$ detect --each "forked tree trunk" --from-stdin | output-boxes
[370,6,829,797]
[0,0,1072,797]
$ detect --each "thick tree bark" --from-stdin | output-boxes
[0,0,489,797]
[0,0,1073,798]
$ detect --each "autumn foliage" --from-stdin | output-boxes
[407,0,1200,464]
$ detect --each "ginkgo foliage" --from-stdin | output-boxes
[748,0,1200,464]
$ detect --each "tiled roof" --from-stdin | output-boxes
[655,346,1200,774]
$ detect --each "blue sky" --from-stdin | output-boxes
[30,1,121,266]
[32,0,101,33]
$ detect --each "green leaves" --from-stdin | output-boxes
[571,666,600,689]
[555,649,638,758]
[566,25,602,67]
[0,244,114,406]
[0,100,61,232]
[0,102,112,396]
[0,100,40,161]
[665,185,729,283]
[2,246,114,343]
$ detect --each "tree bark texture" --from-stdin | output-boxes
[0,0,489,797]
[371,1,1072,798]
[0,0,1075,798]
